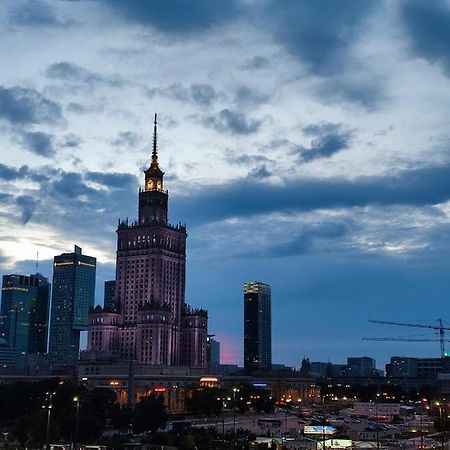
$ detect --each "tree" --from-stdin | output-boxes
[185,387,224,416]
[132,393,167,433]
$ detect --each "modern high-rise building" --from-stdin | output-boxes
[244,281,271,373]
[104,280,116,309]
[0,273,50,354]
[48,245,96,366]
[346,357,377,377]
[207,335,220,373]
[87,116,208,367]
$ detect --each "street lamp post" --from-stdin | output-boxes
[73,396,80,450]
[375,393,380,450]
[420,399,426,450]
[436,401,444,450]
[44,391,56,450]
[232,387,239,447]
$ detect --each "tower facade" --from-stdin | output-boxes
[0,273,50,354]
[244,281,272,373]
[49,245,96,366]
[87,116,207,367]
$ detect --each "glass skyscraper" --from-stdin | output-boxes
[0,273,50,354]
[103,280,116,309]
[48,245,96,366]
[244,281,272,373]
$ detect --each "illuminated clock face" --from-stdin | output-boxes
[157,180,162,190]
[146,180,154,190]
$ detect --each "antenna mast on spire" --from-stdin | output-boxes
[35,250,39,274]
[152,113,158,157]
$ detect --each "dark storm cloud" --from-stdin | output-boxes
[0,162,139,227]
[61,134,82,148]
[151,83,218,107]
[19,131,55,157]
[0,164,29,181]
[401,0,450,74]
[172,164,450,225]
[50,172,96,199]
[15,195,38,224]
[202,109,262,135]
[234,86,270,108]
[257,221,350,258]
[112,131,140,148]
[7,0,64,27]
[86,172,138,190]
[257,0,383,109]
[318,76,386,111]
[103,0,242,35]
[224,149,272,166]
[262,0,377,76]
[46,62,123,87]
[66,102,103,115]
[297,123,352,163]
[190,84,217,107]
[0,86,62,125]
[241,56,270,70]
[248,165,271,179]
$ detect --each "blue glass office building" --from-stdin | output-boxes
[244,281,272,373]
[48,245,96,366]
[0,273,50,355]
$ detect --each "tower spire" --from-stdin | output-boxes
[152,113,158,159]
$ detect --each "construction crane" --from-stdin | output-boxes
[363,319,450,358]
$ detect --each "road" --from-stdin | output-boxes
[191,412,302,436]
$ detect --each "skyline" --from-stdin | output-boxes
[2,0,450,367]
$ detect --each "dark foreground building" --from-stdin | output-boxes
[49,245,96,366]
[244,281,272,373]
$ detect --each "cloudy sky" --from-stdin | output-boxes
[2,0,450,368]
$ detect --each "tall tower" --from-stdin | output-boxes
[244,281,272,373]
[0,273,50,354]
[89,114,208,367]
[49,245,96,366]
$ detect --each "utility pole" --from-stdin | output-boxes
[436,401,444,450]
[376,399,380,450]
[73,396,80,450]
[232,387,239,447]
[44,391,55,450]
[420,400,424,450]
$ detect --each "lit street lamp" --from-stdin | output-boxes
[436,401,445,450]
[232,387,240,445]
[73,396,80,450]
[43,391,56,450]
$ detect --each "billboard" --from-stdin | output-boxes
[304,426,336,435]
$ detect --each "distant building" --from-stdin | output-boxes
[347,357,378,377]
[218,364,241,376]
[103,280,116,309]
[244,281,272,373]
[207,335,220,373]
[48,245,96,366]
[272,363,293,372]
[310,361,348,378]
[386,356,445,379]
[0,273,50,354]
[0,337,17,368]
[353,401,400,419]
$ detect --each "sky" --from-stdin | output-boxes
[1,0,450,369]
